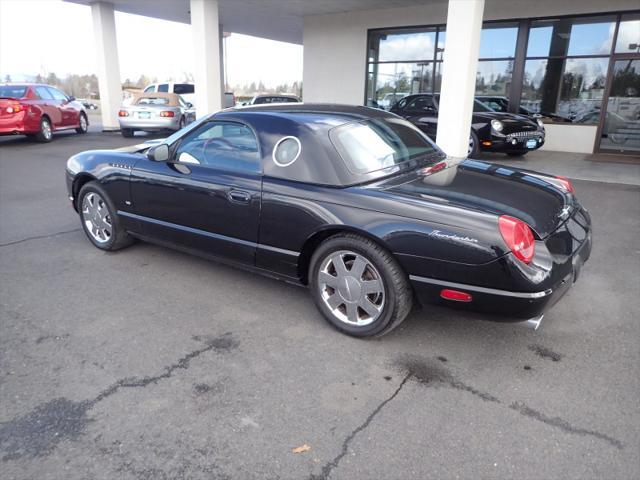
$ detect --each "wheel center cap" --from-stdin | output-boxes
[339,276,361,302]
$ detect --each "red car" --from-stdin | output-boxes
[0,84,89,142]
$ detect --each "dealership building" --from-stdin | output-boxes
[67,0,640,157]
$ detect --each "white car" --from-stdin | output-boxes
[143,82,235,110]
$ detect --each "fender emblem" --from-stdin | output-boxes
[429,230,478,243]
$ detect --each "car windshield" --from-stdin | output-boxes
[0,85,27,98]
[472,99,494,112]
[330,117,439,176]
[136,97,170,105]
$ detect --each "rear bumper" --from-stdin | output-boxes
[119,117,180,131]
[410,230,592,323]
[0,112,38,135]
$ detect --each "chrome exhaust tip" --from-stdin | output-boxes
[524,315,544,330]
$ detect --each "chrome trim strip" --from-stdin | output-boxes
[409,275,552,299]
[257,243,300,258]
[117,211,299,257]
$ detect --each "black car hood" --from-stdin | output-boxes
[472,111,538,128]
[376,159,569,238]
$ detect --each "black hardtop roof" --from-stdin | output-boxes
[217,103,396,125]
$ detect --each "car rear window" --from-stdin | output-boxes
[136,97,170,105]
[0,85,27,98]
[174,84,194,94]
[330,117,438,175]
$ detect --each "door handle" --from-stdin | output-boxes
[228,189,251,204]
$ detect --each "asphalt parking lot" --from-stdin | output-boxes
[1,127,639,480]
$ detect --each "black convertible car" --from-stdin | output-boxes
[390,93,546,157]
[66,104,591,337]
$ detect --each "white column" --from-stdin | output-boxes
[91,1,122,131]
[436,0,485,158]
[190,0,223,116]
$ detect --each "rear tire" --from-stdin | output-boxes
[77,181,134,251]
[34,117,53,142]
[309,233,413,337]
[121,128,134,138]
[75,113,88,134]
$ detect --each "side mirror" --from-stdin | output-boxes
[147,144,169,162]
[186,102,194,109]
[68,96,76,102]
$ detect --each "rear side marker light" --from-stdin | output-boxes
[440,289,472,302]
[160,111,175,117]
[118,110,129,117]
[555,175,574,193]
[499,215,535,264]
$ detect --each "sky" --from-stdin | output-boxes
[0,0,303,87]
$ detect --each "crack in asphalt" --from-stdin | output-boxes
[310,373,411,480]
[0,333,238,461]
[392,355,623,451]
[509,402,623,450]
[0,228,81,248]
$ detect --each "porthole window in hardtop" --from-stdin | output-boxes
[273,136,301,167]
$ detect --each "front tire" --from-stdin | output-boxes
[75,113,88,134]
[309,233,412,337]
[468,130,480,157]
[35,117,53,142]
[78,182,134,251]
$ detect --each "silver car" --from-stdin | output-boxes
[118,93,195,137]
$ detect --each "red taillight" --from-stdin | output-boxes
[440,289,472,302]
[555,175,574,193]
[5,101,27,114]
[160,111,175,117]
[118,110,129,117]
[498,215,535,264]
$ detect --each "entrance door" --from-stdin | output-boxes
[597,57,640,154]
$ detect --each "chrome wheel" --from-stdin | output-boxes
[467,135,474,156]
[81,192,112,244]
[42,119,52,140]
[317,250,385,327]
[79,114,87,132]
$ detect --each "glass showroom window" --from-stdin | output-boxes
[520,15,616,123]
[475,23,518,97]
[367,28,443,110]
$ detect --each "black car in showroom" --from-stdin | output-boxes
[66,104,590,337]
[390,93,546,157]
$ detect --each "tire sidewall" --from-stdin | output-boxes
[38,117,52,142]
[78,182,118,250]
[309,236,401,337]
[77,113,88,133]
[469,130,480,157]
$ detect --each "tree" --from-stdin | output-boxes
[46,72,60,86]
[4,74,11,82]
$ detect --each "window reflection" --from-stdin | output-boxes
[521,58,608,122]
[479,24,518,58]
[615,14,640,54]
[527,16,615,57]
[600,59,640,152]
[476,60,513,95]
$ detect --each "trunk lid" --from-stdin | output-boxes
[376,159,571,238]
